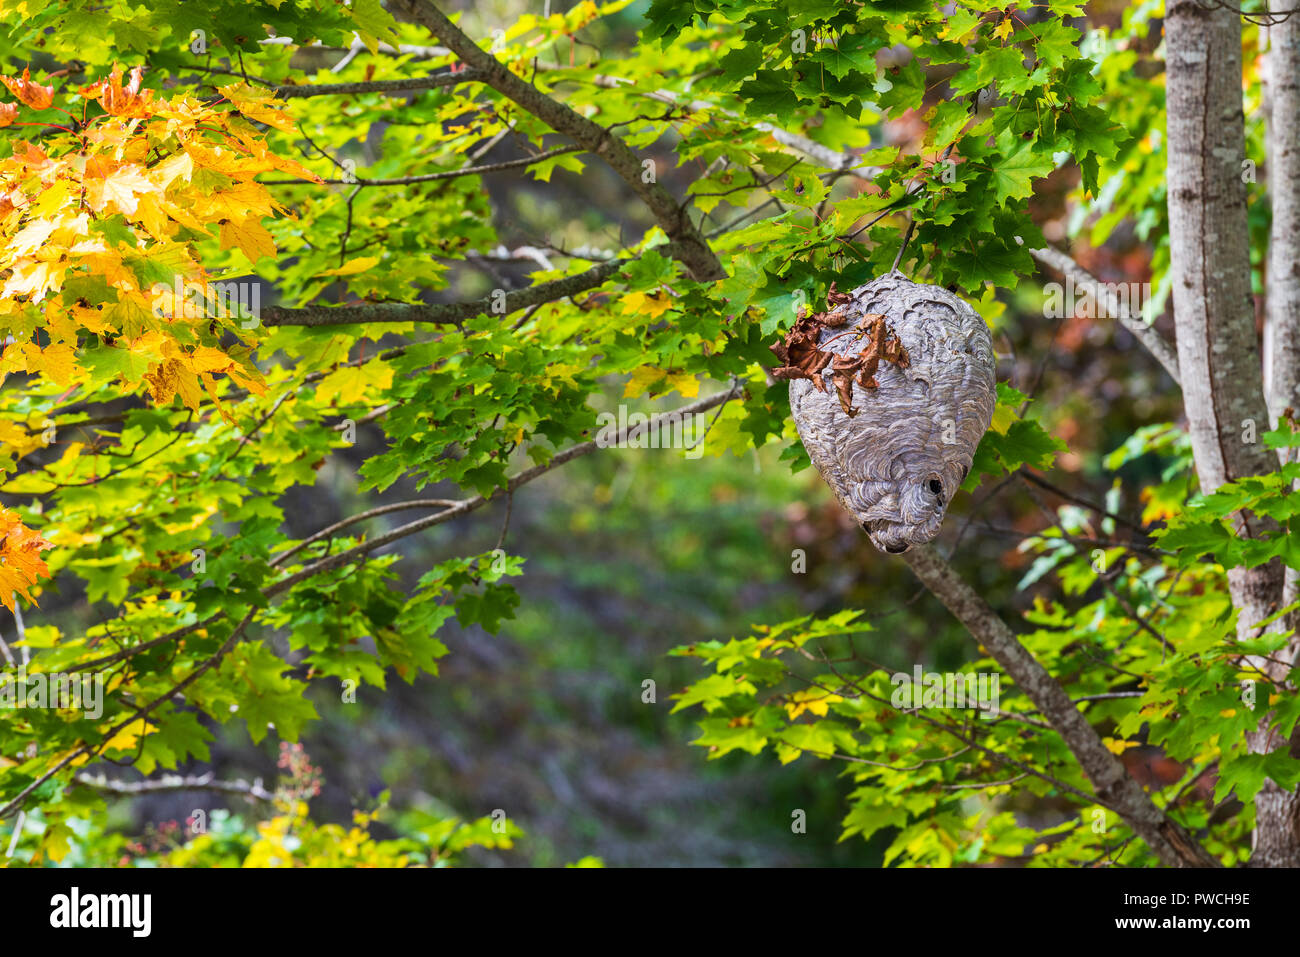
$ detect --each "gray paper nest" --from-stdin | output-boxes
[784,273,996,554]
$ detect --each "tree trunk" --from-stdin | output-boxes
[1165,0,1294,866]
[1264,17,1300,431]
[1254,12,1300,869]
[1264,16,1300,649]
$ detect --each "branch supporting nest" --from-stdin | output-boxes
[898,543,1218,868]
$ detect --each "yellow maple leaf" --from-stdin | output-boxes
[316,362,394,406]
[661,371,700,398]
[623,365,667,398]
[101,717,156,754]
[42,822,73,863]
[101,294,155,339]
[28,177,72,219]
[132,192,173,241]
[989,402,1019,435]
[320,256,380,277]
[151,150,194,191]
[217,82,298,133]
[0,419,43,458]
[785,689,843,720]
[30,342,78,387]
[195,180,277,222]
[619,290,673,319]
[2,256,67,304]
[182,345,238,374]
[7,216,58,256]
[82,157,155,216]
[219,217,277,263]
[55,442,83,468]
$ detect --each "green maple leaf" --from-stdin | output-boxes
[995,419,1067,470]
[739,70,801,116]
[946,237,1034,290]
[1018,18,1081,70]
[224,643,320,744]
[1059,104,1126,162]
[348,0,401,53]
[810,32,881,80]
[926,99,971,148]
[991,134,1057,204]
[875,58,925,116]
[717,44,764,84]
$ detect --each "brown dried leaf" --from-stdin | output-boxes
[835,370,857,416]
[769,291,909,416]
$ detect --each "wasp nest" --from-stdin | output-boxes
[774,273,996,554]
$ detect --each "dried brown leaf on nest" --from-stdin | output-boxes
[769,282,909,417]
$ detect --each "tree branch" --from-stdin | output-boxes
[899,543,1219,867]
[270,498,465,567]
[581,74,884,181]
[261,250,638,327]
[74,772,275,803]
[389,0,725,282]
[580,82,1179,381]
[272,68,485,98]
[272,383,745,592]
[1025,245,1181,385]
[261,145,584,186]
[0,609,257,819]
[257,36,451,60]
[575,73,1185,390]
[60,387,744,680]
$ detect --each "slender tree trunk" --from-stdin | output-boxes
[1264,18,1300,645]
[1255,13,1300,869]
[1264,18,1300,432]
[1165,0,1294,866]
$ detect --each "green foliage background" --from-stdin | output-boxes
[0,0,1294,867]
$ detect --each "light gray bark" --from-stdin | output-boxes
[1166,1,1277,497]
[1264,17,1300,431]
[1165,0,1292,866]
[1253,13,1300,869]
[1264,17,1300,639]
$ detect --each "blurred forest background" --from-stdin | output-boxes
[23,0,1184,866]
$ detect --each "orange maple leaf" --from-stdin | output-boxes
[0,67,281,409]
[80,63,153,117]
[0,508,53,611]
[1,67,53,110]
